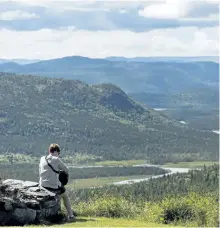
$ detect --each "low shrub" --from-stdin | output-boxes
[141,192,219,227]
[74,196,141,218]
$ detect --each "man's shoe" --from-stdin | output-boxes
[72,210,78,217]
[67,216,76,223]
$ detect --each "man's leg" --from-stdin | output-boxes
[61,192,74,218]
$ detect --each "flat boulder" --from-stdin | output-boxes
[0,179,62,226]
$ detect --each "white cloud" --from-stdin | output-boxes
[2,0,97,13]
[182,13,219,21]
[205,0,220,3]
[119,9,127,14]
[4,0,220,15]
[6,0,100,10]
[139,0,195,19]
[7,0,94,6]
[139,0,220,19]
[5,0,48,7]
[0,10,39,20]
[0,26,218,59]
[5,0,156,12]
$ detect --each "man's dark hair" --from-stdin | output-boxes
[49,143,60,153]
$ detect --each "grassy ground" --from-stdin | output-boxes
[162,161,219,168]
[8,217,171,227]
[68,175,151,189]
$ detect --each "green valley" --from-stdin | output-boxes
[0,73,218,164]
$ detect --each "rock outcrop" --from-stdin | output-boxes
[0,179,62,226]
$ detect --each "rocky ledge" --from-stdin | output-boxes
[0,179,62,226]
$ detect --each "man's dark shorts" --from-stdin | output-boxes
[43,185,66,195]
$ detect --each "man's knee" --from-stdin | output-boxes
[61,191,67,198]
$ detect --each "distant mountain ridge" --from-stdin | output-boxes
[106,56,219,63]
[0,55,218,65]
[0,59,40,65]
[0,55,218,110]
[0,56,218,92]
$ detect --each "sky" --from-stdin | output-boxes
[0,0,219,59]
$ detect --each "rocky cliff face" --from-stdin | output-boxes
[0,179,62,226]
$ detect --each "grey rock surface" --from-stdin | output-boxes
[0,179,62,226]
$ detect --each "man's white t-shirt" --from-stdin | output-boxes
[39,154,69,189]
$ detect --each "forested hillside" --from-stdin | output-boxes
[0,73,218,163]
[71,164,219,227]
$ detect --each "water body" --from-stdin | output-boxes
[68,163,191,186]
[153,108,167,111]
[212,130,220,134]
[68,165,105,168]
[113,167,190,185]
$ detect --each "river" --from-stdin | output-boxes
[68,164,192,186]
[113,166,191,185]
[212,130,220,134]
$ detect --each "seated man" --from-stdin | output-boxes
[39,143,76,222]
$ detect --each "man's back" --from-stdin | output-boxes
[39,154,68,189]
